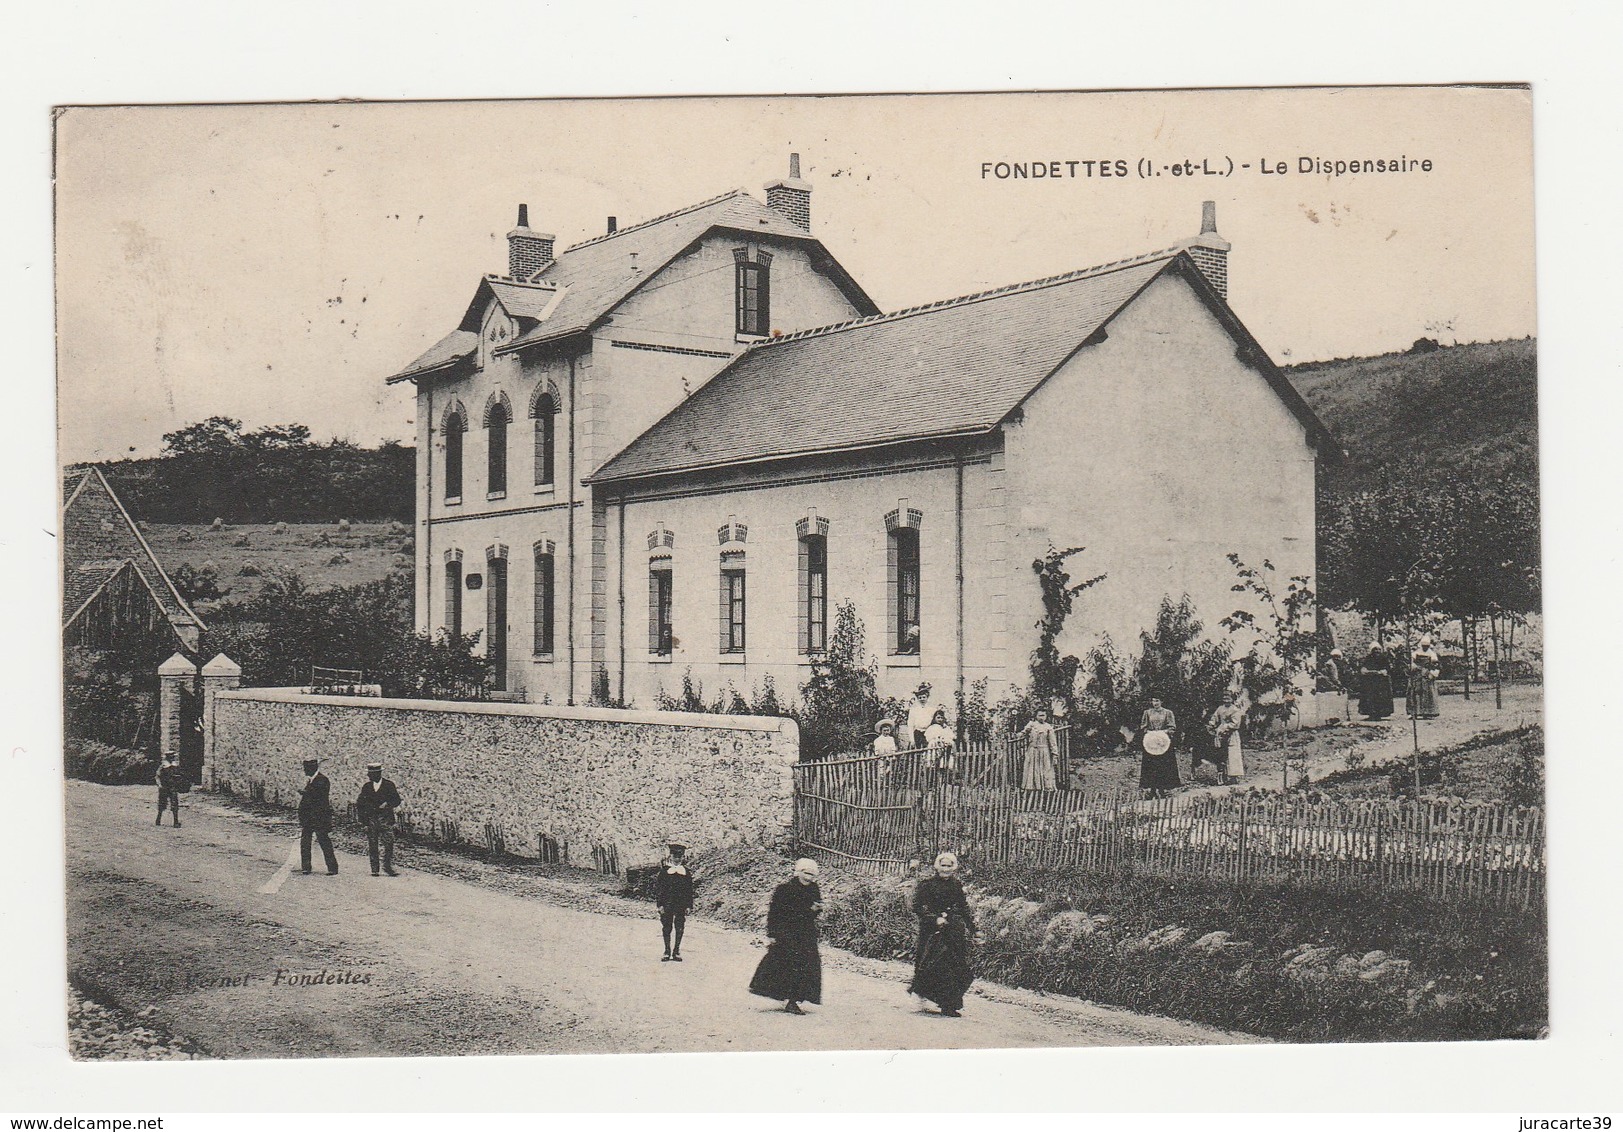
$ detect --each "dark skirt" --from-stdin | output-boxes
[749,928,822,1005]
[1139,746,1181,791]
[1359,673,1394,719]
[909,919,973,1011]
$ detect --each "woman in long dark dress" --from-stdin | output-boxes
[908,852,977,1017]
[748,858,824,1014]
[1359,646,1395,720]
[1136,696,1180,795]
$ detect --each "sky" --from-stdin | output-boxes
[54,87,1534,463]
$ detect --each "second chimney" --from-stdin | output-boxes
[764,152,812,231]
[507,203,556,280]
[1181,200,1231,298]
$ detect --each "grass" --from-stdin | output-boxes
[1289,338,1537,481]
[677,843,1546,1044]
[1067,718,1387,795]
[142,521,408,604]
[1309,724,1544,805]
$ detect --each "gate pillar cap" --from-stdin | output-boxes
[159,653,197,677]
[201,653,242,678]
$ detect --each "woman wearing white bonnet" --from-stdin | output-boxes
[908,851,977,1016]
[748,857,824,1014]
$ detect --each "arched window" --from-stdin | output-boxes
[485,395,512,497]
[531,389,558,487]
[442,405,467,502]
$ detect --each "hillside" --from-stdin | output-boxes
[93,440,414,525]
[1289,338,1538,487]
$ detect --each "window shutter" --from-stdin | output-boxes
[797,538,810,654]
[886,532,898,653]
[758,261,770,334]
[648,569,660,654]
[719,568,730,653]
[445,425,463,499]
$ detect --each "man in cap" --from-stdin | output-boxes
[654,840,696,962]
[356,761,403,877]
[155,750,184,828]
[298,758,339,875]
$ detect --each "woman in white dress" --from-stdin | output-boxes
[1019,708,1060,791]
[1206,691,1246,785]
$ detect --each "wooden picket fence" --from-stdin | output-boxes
[792,750,1545,909]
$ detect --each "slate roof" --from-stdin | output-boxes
[62,467,204,642]
[590,250,1338,485]
[386,190,876,384]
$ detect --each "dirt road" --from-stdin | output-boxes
[66,781,1257,1059]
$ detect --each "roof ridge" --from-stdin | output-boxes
[560,188,748,253]
[750,245,1186,350]
[484,274,560,290]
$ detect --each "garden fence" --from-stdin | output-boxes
[792,748,1545,909]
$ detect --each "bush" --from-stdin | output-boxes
[1073,595,1233,756]
[797,601,882,760]
[65,738,156,785]
[202,569,489,699]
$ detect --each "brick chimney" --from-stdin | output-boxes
[764,153,812,231]
[1182,200,1231,298]
[507,203,556,280]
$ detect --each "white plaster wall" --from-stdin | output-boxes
[589,237,864,470]
[1002,271,1317,660]
[605,451,1012,711]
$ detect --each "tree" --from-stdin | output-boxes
[797,601,881,762]
[1028,545,1105,716]
[162,416,244,457]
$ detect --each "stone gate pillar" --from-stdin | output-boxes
[157,653,197,759]
[199,653,242,791]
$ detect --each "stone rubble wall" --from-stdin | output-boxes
[208,689,798,870]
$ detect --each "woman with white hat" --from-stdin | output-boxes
[908,852,976,1017]
[748,858,824,1014]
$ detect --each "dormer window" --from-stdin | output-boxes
[734,247,772,336]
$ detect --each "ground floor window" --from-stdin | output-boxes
[649,564,673,655]
[721,566,746,653]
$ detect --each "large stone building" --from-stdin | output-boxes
[387,157,1334,712]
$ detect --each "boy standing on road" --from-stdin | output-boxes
[654,841,696,962]
[155,751,183,827]
[356,761,403,877]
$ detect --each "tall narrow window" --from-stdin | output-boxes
[486,553,508,690]
[649,564,673,656]
[734,248,772,336]
[444,556,463,639]
[533,546,555,656]
[444,412,465,501]
[721,566,747,653]
[891,527,921,654]
[533,393,556,487]
[486,401,510,497]
[800,534,828,654]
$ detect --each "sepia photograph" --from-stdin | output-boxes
[52,86,1544,1066]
